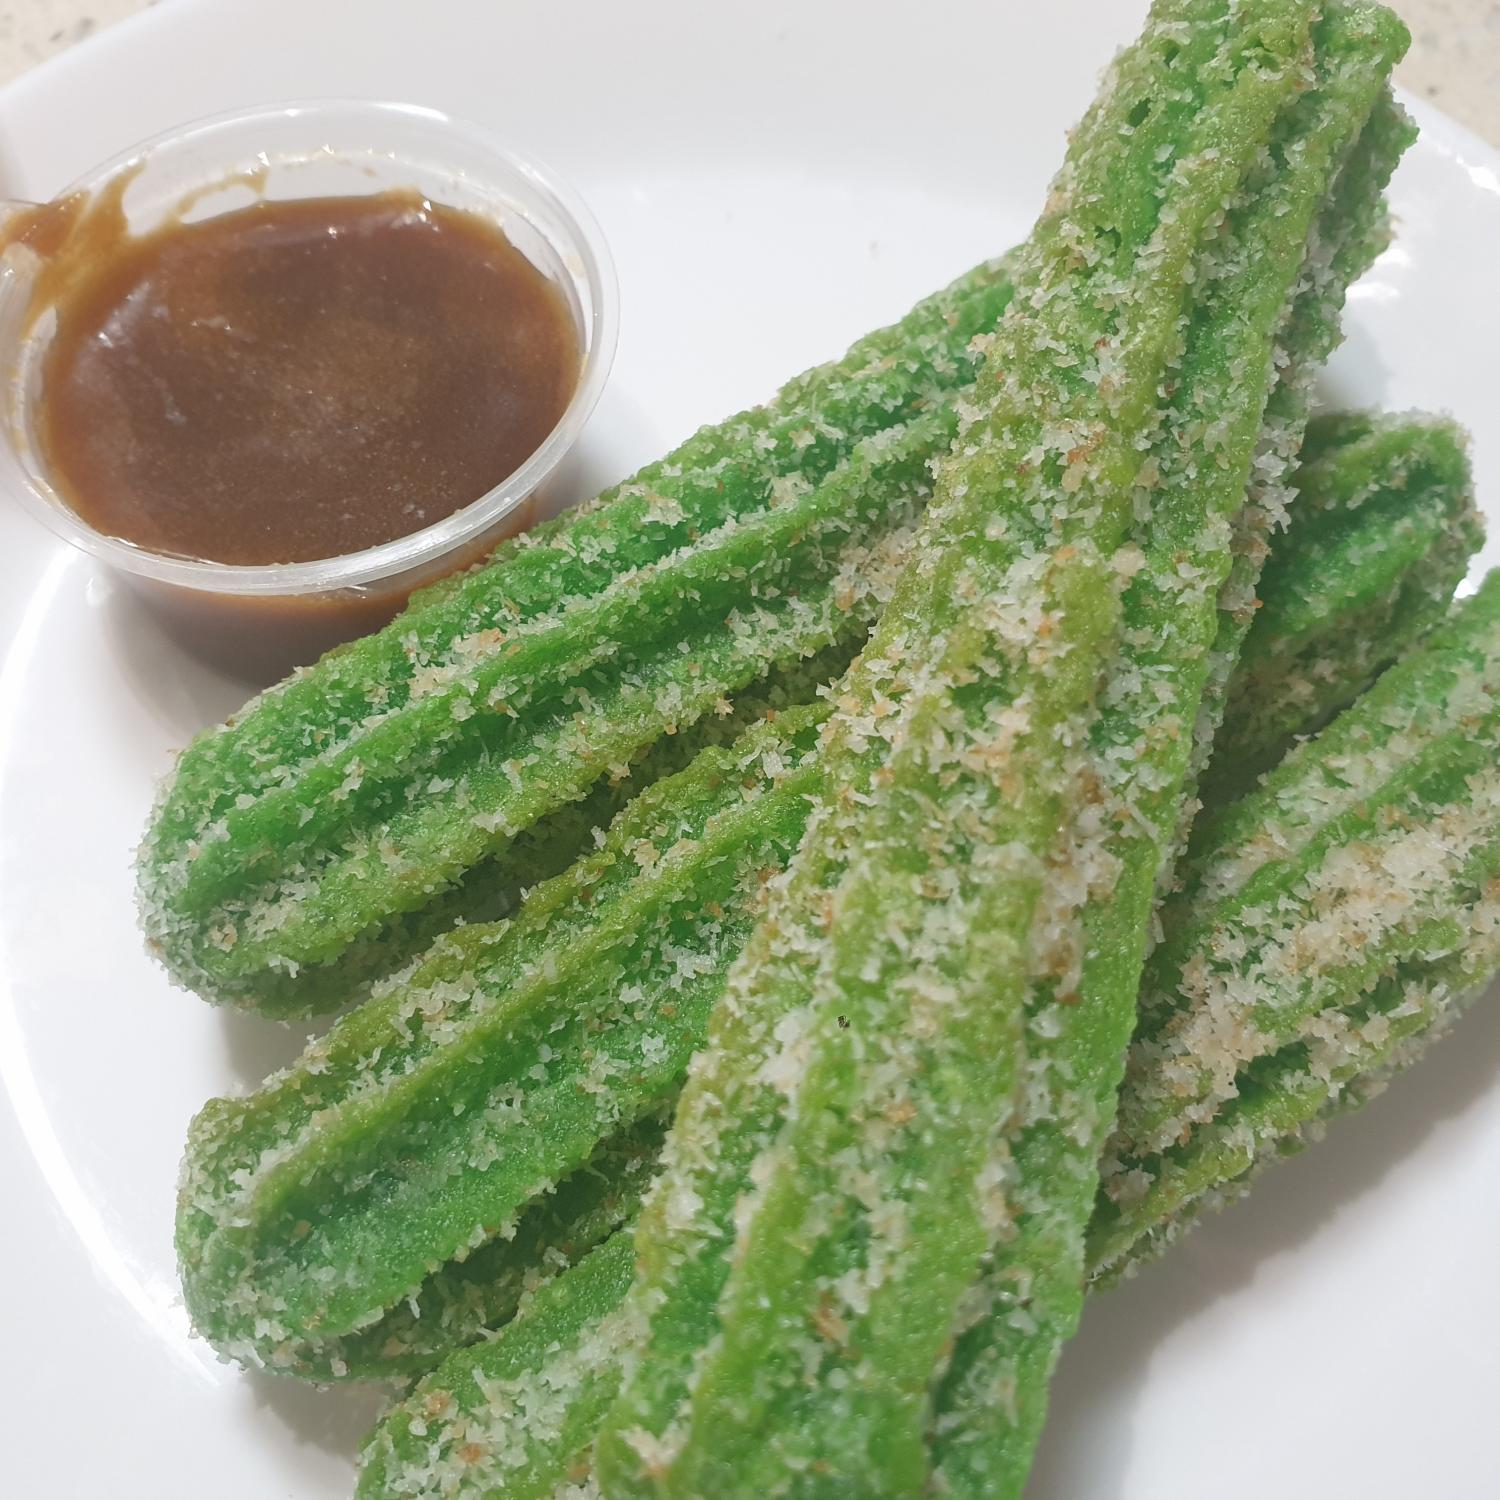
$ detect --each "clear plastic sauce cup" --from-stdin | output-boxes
[0,99,618,678]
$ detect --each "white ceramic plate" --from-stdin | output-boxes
[2,3,1497,1496]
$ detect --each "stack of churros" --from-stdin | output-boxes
[139,4,1500,1497]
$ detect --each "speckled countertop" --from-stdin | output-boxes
[0,0,1496,144]
[0,0,152,80]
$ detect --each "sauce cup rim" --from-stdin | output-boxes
[0,97,620,597]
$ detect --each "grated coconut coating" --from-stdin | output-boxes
[356,1232,638,1500]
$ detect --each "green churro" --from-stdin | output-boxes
[216,635,866,1020]
[138,259,1014,1017]
[1206,409,1480,803]
[597,8,1408,1498]
[1113,570,1500,1169]
[931,62,1414,1500]
[1091,924,1500,1281]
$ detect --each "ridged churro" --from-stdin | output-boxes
[598,8,1410,1497]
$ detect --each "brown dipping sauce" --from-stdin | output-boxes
[31,188,580,565]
